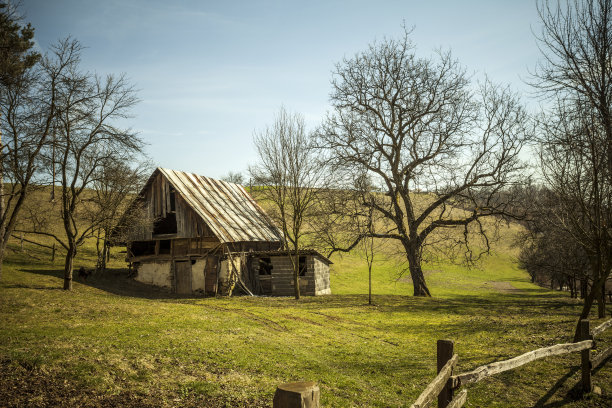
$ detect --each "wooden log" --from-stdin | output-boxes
[580,320,592,393]
[452,340,593,387]
[438,340,454,408]
[446,389,467,408]
[410,353,458,408]
[11,234,55,250]
[273,381,319,408]
[591,346,612,370]
[591,318,612,338]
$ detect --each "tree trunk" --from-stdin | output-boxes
[105,238,110,262]
[405,243,431,297]
[0,246,4,283]
[95,229,102,272]
[598,280,606,318]
[292,245,300,300]
[368,262,372,305]
[63,245,75,290]
[580,278,587,299]
[573,270,609,341]
[0,119,4,282]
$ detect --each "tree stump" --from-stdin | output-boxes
[273,381,320,408]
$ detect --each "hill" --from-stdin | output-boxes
[0,188,611,407]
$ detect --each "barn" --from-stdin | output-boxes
[115,168,332,296]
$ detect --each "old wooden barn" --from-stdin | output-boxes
[115,168,332,296]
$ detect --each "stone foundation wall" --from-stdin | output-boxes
[135,262,172,288]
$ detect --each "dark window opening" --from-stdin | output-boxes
[191,259,196,265]
[153,212,177,235]
[131,241,155,256]
[169,188,176,212]
[258,257,273,275]
[299,256,307,276]
[159,239,171,254]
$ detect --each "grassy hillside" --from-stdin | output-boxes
[1,190,611,407]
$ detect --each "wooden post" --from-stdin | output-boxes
[273,381,319,408]
[51,243,56,262]
[580,319,592,394]
[20,232,23,251]
[437,339,454,408]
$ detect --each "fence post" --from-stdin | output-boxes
[437,339,454,408]
[580,319,592,394]
[51,243,56,262]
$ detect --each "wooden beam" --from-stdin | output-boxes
[452,340,593,387]
[591,318,612,338]
[410,353,458,408]
[591,346,612,370]
[446,389,467,408]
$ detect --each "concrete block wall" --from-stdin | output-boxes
[269,255,316,296]
[313,257,331,295]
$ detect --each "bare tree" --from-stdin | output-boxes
[221,171,245,185]
[532,0,612,327]
[317,30,530,296]
[20,38,143,290]
[0,3,57,281]
[90,158,151,272]
[249,107,325,299]
[517,185,591,298]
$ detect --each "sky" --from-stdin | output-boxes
[19,0,541,179]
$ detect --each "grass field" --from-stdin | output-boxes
[1,218,612,407]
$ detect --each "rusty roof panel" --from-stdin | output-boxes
[158,168,282,243]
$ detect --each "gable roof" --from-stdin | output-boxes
[153,168,282,243]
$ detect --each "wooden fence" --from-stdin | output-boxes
[410,317,612,408]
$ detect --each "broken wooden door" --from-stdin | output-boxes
[205,256,218,295]
[174,261,192,294]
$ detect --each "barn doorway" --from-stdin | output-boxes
[175,261,192,294]
[205,256,218,295]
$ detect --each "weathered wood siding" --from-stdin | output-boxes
[129,172,216,241]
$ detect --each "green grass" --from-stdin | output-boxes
[1,208,611,406]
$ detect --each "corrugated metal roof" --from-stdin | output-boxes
[158,168,283,243]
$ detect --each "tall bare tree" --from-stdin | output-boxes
[0,2,53,280]
[250,107,325,299]
[532,0,612,328]
[517,185,591,298]
[90,158,151,272]
[21,38,143,290]
[317,31,530,296]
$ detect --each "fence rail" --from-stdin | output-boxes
[410,316,612,408]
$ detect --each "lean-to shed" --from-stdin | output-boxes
[116,168,332,296]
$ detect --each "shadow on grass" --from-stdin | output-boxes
[18,267,199,300]
[13,265,585,320]
[533,365,579,407]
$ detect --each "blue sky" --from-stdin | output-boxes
[21,0,540,179]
